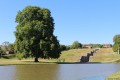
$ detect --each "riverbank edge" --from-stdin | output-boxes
[0,61,117,66]
[106,71,120,80]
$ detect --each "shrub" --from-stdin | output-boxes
[16,53,24,60]
[70,41,82,49]
[60,45,67,51]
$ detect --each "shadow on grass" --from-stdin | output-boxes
[1,56,10,59]
[1,54,16,59]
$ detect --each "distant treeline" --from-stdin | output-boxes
[60,41,112,51]
[0,41,112,55]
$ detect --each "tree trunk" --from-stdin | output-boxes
[34,57,39,62]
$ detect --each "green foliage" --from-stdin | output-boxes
[66,45,71,50]
[0,47,3,58]
[113,43,118,52]
[60,45,67,51]
[57,58,65,62]
[14,6,61,61]
[113,34,120,43]
[70,41,82,49]
[113,34,120,52]
[8,44,14,53]
[2,41,9,52]
[16,53,24,60]
[0,47,3,54]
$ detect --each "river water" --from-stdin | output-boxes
[0,64,120,80]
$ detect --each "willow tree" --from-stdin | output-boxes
[14,6,61,62]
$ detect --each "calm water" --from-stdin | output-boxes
[0,64,120,80]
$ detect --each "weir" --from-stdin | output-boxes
[80,49,99,63]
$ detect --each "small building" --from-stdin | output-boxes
[83,44,92,49]
[6,50,9,54]
[5,50,14,54]
[102,44,112,48]
[0,45,14,54]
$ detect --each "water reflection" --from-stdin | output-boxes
[14,65,58,80]
[0,64,120,80]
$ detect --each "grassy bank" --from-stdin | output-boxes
[90,48,120,63]
[0,48,120,65]
[0,48,94,65]
[0,58,58,65]
[0,54,58,65]
[106,71,120,80]
[59,48,94,62]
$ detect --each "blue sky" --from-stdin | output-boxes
[0,0,120,45]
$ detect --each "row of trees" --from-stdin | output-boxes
[60,41,82,51]
[60,41,110,51]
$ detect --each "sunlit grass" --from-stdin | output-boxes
[90,48,120,63]
[106,71,120,80]
[0,58,58,65]
[59,48,94,62]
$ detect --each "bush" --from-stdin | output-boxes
[16,53,24,60]
[60,45,67,51]
[70,41,82,49]
[57,58,65,62]
[66,46,70,50]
